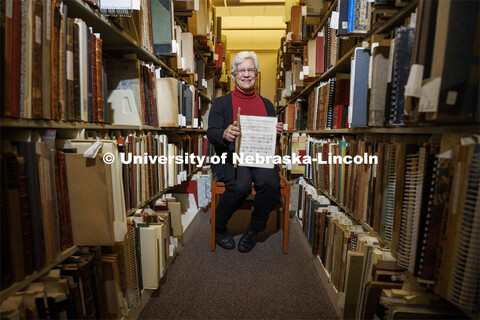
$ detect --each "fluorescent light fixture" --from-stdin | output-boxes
[239,0,285,3]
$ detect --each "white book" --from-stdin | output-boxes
[139,226,159,289]
[155,78,179,127]
[74,19,89,121]
[181,32,194,74]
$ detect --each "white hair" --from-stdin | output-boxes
[231,51,259,74]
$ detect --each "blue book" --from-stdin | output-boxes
[350,48,370,127]
[151,0,173,55]
[347,0,370,33]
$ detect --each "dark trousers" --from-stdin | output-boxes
[215,165,280,233]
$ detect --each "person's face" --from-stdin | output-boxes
[232,58,257,93]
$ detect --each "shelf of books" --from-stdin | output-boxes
[282,124,479,135]
[294,216,345,317]
[1,0,225,317]
[280,0,479,319]
[64,0,160,64]
[0,246,79,303]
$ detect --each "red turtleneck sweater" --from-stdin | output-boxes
[232,87,267,122]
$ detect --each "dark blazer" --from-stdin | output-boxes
[206,92,277,180]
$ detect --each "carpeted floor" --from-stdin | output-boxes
[138,208,338,320]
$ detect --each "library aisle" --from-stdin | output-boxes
[139,209,337,319]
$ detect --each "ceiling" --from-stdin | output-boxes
[212,0,285,7]
[215,2,286,51]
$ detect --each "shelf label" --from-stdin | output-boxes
[286,32,293,42]
[303,66,309,76]
[172,40,177,53]
[410,12,417,28]
[446,91,458,105]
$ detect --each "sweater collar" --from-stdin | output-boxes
[233,86,256,99]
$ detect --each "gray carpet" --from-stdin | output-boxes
[138,208,338,320]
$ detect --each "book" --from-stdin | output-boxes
[64,154,115,246]
[154,77,180,127]
[422,0,479,123]
[387,27,414,126]
[31,0,43,119]
[349,48,370,127]
[151,0,174,54]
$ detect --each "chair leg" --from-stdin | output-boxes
[283,186,290,254]
[211,186,216,251]
[276,205,281,230]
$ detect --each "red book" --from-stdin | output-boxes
[172,180,198,205]
[215,44,223,69]
[139,66,147,125]
[90,33,98,122]
[96,37,104,122]
[10,0,21,117]
[334,77,350,106]
[32,0,43,119]
[290,6,302,42]
[315,35,325,74]
[333,104,339,130]
[287,103,295,130]
[147,68,157,127]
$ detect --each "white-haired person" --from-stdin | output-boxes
[207,51,284,253]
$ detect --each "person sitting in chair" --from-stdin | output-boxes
[207,51,284,253]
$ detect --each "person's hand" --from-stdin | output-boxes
[223,121,240,142]
[276,122,284,135]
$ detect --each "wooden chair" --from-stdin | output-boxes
[210,173,291,253]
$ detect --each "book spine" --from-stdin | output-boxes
[96,37,103,122]
[17,157,34,276]
[73,22,81,121]
[90,32,97,122]
[51,1,60,120]
[32,0,43,119]
[10,0,21,117]
[86,27,92,122]
[41,0,52,120]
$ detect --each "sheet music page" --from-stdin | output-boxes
[238,115,277,168]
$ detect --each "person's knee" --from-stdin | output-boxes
[256,177,280,193]
[226,181,252,198]
[237,182,252,198]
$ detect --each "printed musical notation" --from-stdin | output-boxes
[238,115,277,168]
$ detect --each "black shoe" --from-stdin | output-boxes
[215,230,235,250]
[238,229,257,253]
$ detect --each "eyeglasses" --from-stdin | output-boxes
[235,69,256,75]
